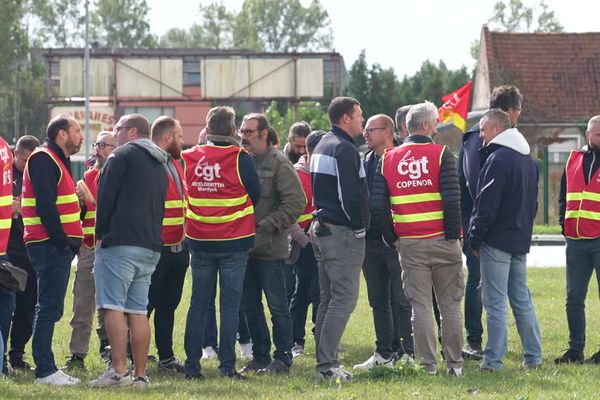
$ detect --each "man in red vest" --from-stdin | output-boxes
[65,131,115,370]
[22,115,83,385]
[146,116,188,372]
[370,101,464,377]
[556,115,600,365]
[0,134,14,377]
[182,106,260,380]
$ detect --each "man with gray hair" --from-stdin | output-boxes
[371,101,464,376]
[394,105,413,141]
[468,108,541,371]
[555,114,600,365]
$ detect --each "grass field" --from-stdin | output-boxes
[1,265,599,399]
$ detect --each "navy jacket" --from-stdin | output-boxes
[468,128,538,254]
[458,123,483,221]
[311,126,369,231]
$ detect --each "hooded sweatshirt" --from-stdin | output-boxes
[468,128,538,255]
[96,137,169,252]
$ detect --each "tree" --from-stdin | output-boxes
[265,101,329,145]
[91,0,157,48]
[27,0,85,47]
[471,0,563,60]
[199,1,233,49]
[233,0,332,52]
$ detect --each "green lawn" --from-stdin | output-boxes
[1,265,599,399]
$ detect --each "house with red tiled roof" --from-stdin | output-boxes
[472,25,600,223]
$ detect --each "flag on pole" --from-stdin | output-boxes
[437,81,472,132]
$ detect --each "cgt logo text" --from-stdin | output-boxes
[396,150,433,188]
[195,156,222,181]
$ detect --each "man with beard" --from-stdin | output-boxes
[283,122,310,164]
[90,114,167,388]
[64,131,116,370]
[146,116,188,372]
[7,135,39,372]
[22,115,84,385]
[238,113,304,375]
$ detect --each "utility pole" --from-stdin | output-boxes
[83,0,90,161]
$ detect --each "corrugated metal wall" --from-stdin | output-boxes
[116,58,182,97]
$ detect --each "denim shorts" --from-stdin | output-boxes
[94,245,161,314]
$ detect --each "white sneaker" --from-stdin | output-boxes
[201,346,218,360]
[447,367,463,377]
[34,370,80,386]
[316,365,353,381]
[292,343,305,358]
[353,352,394,370]
[88,367,132,388]
[238,342,253,360]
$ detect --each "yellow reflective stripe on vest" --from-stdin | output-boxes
[23,211,81,226]
[566,192,600,202]
[566,209,600,221]
[392,211,444,223]
[83,226,95,234]
[0,218,11,229]
[390,192,442,205]
[84,210,96,219]
[165,200,184,209]
[297,214,312,223]
[163,217,185,226]
[187,205,253,224]
[187,195,248,207]
[0,195,12,206]
[21,193,79,207]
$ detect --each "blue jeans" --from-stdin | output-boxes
[203,285,251,348]
[184,250,248,375]
[480,243,542,370]
[565,237,600,351]
[462,215,483,343]
[241,258,293,367]
[27,244,75,378]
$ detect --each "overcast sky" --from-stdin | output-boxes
[148,0,598,78]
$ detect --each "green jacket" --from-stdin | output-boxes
[250,145,305,260]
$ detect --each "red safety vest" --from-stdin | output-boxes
[82,167,99,248]
[182,144,255,241]
[564,150,600,239]
[22,147,83,244]
[295,167,315,230]
[0,137,13,256]
[381,142,445,239]
[162,161,186,246]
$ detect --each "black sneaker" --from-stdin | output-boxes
[256,359,290,375]
[184,372,206,380]
[63,354,86,371]
[221,370,247,380]
[585,349,600,364]
[100,345,112,365]
[238,359,269,375]
[157,357,185,373]
[554,349,584,364]
[462,342,484,361]
[9,357,32,371]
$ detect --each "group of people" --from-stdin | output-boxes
[0,85,599,388]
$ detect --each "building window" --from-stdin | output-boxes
[50,60,60,97]
[183,57,201,86]
[122,107,175,122]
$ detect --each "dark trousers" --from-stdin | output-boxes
[289,243,319,346]
[203,286,251,347]
[283,263,295,305]
[0,289,15,373]
[565,237,600,352]
[241,258,293,367]
[147,247,189,361]
[363,239,413,358]
[27,244,74,378]
[7,253,36,361]
[462,215,483,343]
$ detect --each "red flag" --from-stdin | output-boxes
[437,81,472,132]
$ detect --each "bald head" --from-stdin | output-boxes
[363,114,395,155]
